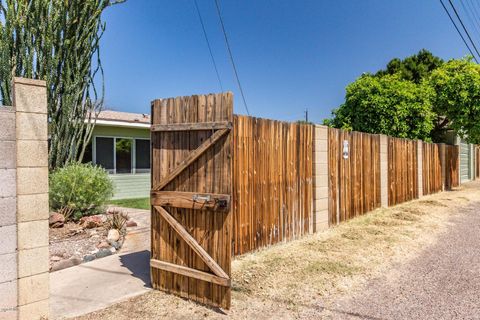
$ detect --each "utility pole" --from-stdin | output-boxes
[305,108,309,123]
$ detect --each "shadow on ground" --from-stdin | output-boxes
[119,250,151,288]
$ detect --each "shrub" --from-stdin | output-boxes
[49,163,114,220]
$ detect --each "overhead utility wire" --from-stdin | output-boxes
[466,0,480,30]
[194,0,224,92]
[439,0,479,62]
[447,0,480,60]
[459,0,480,41]
[214,0,251,115]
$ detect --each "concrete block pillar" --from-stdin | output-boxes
[4,77,49,320]
[417,140,423,197]
[0,106,18,320]
[313,125,329,232]
[379,135,388,207]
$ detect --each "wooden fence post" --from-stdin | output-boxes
[417,140,423,198]
[313,125,329,232]
[379,135,388,207]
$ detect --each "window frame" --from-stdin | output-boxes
[92,135,151,175]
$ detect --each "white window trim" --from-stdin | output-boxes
[92,135,151,175]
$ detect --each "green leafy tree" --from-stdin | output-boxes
[327,74,435,140]
[0,0,123,169]
[428,58,480,143]
[376,49,444,83]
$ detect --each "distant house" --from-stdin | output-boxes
[84,110,151,199]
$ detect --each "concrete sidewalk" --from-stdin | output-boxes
[50,208,151,319]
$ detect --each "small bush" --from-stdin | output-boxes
[50,163,114,220]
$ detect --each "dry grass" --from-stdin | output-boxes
[75,182,480,320]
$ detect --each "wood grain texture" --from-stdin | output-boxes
[328,128,381,224]
[151,93,232,309]
[231,116,313,256]
[445,145,460,190]
[387,137,418,206]
[422,142,442,195]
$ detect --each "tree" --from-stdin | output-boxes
[0,0,123,169]
[327,74,435,141]
[376,49,444,83]
[428,58,480,143]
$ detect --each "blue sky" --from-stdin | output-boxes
[100,0,468,123]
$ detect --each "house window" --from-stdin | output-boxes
[135,139,151,173]
[94,137,150,174]
[96,137,115,173]
[116,138,133,173]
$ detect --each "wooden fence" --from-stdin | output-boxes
[148,92,466,310]
[422,142,442,195]
[388,137,418,206]
[328,128,381,225]
[445,145,459,190]
[232,116,313,256]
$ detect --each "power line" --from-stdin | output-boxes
[459,0,480,41]
[466,0,480,29]
[194,0,224,92]
[439,0,479,62]
[213,0,250,115]
[447,0,480,59]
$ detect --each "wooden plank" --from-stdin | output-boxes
[153,128,230,191]
[151,191,230,211]
[150,259,230,287]
[154,207,229,280]
[151,121,232,132]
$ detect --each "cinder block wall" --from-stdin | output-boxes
[0,106,18,319]
[379,135,388,207]
[313,125,329,232]
[0,78,49,320]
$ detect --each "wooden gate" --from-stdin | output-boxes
[150,93,232,309]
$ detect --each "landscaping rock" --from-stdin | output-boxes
[50,257,82,272]
[110,247,116,253]
[107,229,120,242]
[95,248,113,259]
[97,241,110,249]
[83,254,96,262]
[49,213,65,228]
[110,241,121,250]
[126,220,137,228]
[51,256,62,262]
[80,215,104,229]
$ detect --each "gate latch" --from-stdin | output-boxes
[193,194,211,203]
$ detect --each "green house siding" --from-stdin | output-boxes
[92,125,150,139]
[93,124,151,199]
[110,173,150,200]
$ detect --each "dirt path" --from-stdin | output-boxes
[321,199,480,320]
[75,182,480,320]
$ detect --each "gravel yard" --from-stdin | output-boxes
[75,181,480,320]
